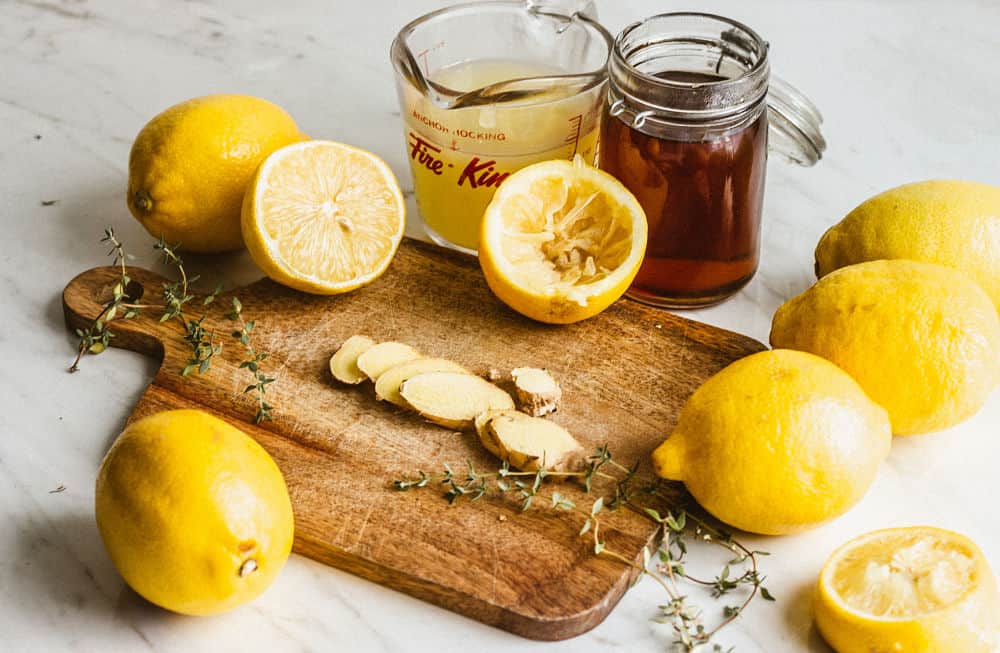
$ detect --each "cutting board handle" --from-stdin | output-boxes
[63,265,180,361]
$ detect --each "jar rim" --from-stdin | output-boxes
[612,11,769,91]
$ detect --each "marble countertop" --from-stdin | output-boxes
[2,0,998,651]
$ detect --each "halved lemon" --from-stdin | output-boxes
[242,140,405,295]
[815,526,1000,653]
[478,157,647,324]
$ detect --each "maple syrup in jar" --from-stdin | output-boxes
[600,13,824,307]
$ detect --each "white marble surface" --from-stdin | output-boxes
[2,0,998,651]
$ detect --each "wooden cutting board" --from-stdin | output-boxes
[63,238,765,640]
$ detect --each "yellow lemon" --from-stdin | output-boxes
[95,409,294,615]
[770,259,1000,435]
[242,140,405,295]
[478,156,647,324]
[652,349,891,535]
[127,94,305,253]
[815,180,1000,311]
[815,526,1000,653]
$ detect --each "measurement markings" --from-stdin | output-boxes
[564,114,583,156]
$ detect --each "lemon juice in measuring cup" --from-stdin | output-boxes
[391,2,612,253]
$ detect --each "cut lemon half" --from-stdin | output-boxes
[242,140,405,295]
[478,157,647,324]
[815,527,1000,653]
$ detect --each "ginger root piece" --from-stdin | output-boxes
[399,372,514,430]
[474,409,509,459]
[356,342,421,381]
[329,335,376,384]
[375,358,469,407]
[475,410,584,472]
[510,367,561,417]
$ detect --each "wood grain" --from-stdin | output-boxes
[63,238,765,640]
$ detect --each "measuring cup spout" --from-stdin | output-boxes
[524,0,597,20]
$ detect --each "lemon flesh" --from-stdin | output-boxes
[815,179,1000,311]
[771,259,1000,435]
[479,157,647,324]
[95,409,294,616]
[242,140,405,295]
[127,94,305,253]
[816,527,1000,653]
[651,349,891,535]
[837,535,975,617]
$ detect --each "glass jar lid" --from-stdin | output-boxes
[607,12,826,166]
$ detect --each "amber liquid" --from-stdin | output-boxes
[599,71,768,307]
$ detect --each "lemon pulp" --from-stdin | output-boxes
[497,174,634,306]
[243,140,405,294]
[834,534,976,617]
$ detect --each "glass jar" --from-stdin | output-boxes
[598,13,825,308]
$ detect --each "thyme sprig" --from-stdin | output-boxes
[69,228,149,372]
[70,229,226,374]
[227,297,275,423]
[393,448,773,652]
[154,237,223,376]
[70,229,275,422]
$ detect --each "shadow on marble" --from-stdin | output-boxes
[44,290,161,457]
[12,510,148,621]
[782,578,834,653]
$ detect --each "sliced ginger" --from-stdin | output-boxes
[329,335,376,384]
[510,367,561,417]
[399,372,514,430]
[474,409,584,472]
[375,358,469,407]
[329,336,582,470]
[356,342,421,381]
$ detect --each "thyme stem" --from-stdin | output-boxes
[227,298,275,423]
[393,450,773,651]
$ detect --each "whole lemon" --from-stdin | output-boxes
[771,260,1000,435]
[815,179,1000,311]
[127,94,305,253]
[95,409,294,615]
[815,526,1000,653]
[651,349,891,535]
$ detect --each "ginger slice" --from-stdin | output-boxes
[475,410,584,472]
[474,409,509,459]
[356,342,421,381]
[510,367,561,417]
[375,358,469,407]
[329,335,376,384]
[399,372,514,430]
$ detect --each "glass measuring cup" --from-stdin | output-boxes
[390,1,613,254]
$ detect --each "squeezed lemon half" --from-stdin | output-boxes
[242,140,405,295]
[478,156,647,324]
[815,527,1000,653]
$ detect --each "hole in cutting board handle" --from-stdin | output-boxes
[124,279,144,303]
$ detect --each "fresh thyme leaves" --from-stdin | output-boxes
[71,228,276,421]
[393,448,773,652]
[69,228,148,372]
[227,297,275,423]
[153,237,225,376]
